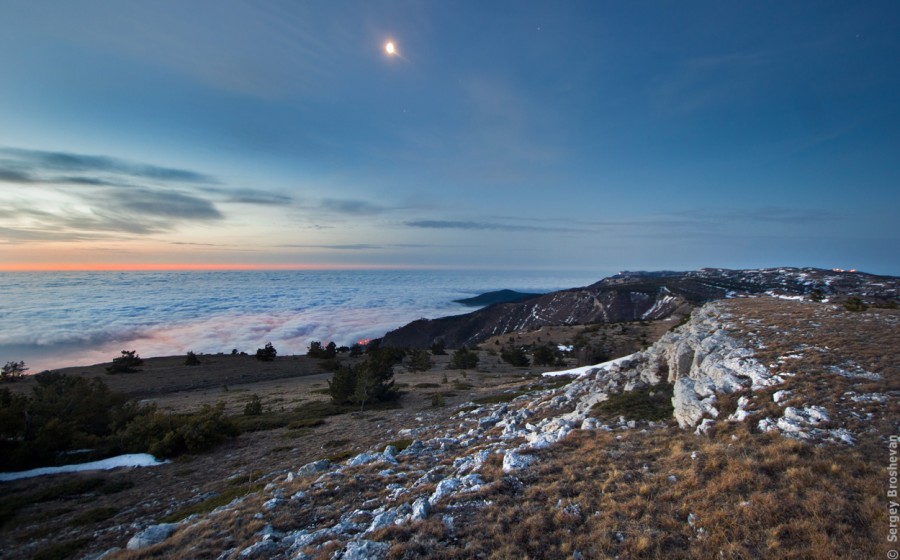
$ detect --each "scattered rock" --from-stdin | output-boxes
[126,523,178,550]
[502,450,535,473]
[339,539,389,560]
[297,459,332,476]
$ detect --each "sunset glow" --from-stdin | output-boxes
[0,3,896,274]
[0,263,439,272]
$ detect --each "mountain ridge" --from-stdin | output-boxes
[380,267,900,349]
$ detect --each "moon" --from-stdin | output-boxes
[385,41,396,55]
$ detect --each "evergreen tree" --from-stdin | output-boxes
[449,347,479,369]
[106,350,143,373]
[406,349,433,372]
[256,342,277,361]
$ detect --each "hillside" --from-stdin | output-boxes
[8,295,887,559]
[381,267,899,349]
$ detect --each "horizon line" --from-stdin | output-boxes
[0,263,444,272]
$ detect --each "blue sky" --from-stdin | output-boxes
[0,0,898,275]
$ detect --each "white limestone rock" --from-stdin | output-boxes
[502,450,535,473]
[126,523,178,550]
[339,540,389,560]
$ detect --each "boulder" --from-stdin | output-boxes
[297,459,332,476]
[502,450,535,473]
[410,497,431,521]
[340,539,390,560]
[126,523,178,550]
[429,477,462,505]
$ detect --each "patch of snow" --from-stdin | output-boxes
[764,291,806,301]
[543,353,637,378]
[0,453,167,482]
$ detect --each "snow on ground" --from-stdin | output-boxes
[543,353,638,378]
[764,291,806,301]
[0,454,168,482]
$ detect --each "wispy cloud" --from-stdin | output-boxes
[668,206,837,225]
[318,198,387,216]
[0,148,231,242]
[277,242,438,250]
[405,220,586,234]
[0,147,217,185]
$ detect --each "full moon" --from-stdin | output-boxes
[385,42,395,55]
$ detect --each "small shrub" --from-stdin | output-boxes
[243,394,263,416]
[500,346,530,367]
[318,358,342,372]
[106,350,143,374]
[184,351,201,366]
[843,296,868,312]
[406,349,433,372]
[124,402,238,458]
[449,347,479,369]
[430,340,447,355]
[256,342,277,361]
[532,346,559,366]
[307,341,337,359]
[431,393,445,407]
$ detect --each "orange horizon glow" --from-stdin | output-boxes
[0,263,446,272]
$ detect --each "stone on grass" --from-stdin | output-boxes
[410,497,431,521]
[502,450,535,473]
[126,523,178,550]
[340,539,389,560]
[297,460,332,476]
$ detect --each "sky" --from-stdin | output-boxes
[0,0,898,275]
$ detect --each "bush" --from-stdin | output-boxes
[307,341,337,359]
[843,296,868,312]
[318,358,342,372]
[185,351,201,366]
[124,402,238,458]
[0,372,237,471]
[500,346,530,367]
[256,342,277,361]
[1,360,27,382]
[531,346,558,366]
[243,394,263,416]
[406,349,433,372]
[106,350,143,374]
[327,348,399,407]
[449,347,479,369]
[430,340,447,355]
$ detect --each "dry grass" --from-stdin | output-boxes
[432,426,885,559]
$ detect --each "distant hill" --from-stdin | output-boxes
[453,289,543,307]
[380,267,900,349]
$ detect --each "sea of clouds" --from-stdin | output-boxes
[0,270,603,371]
